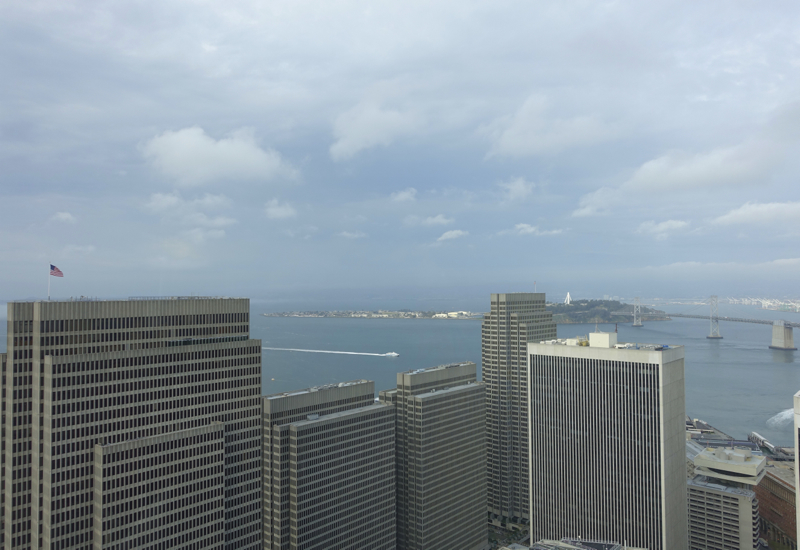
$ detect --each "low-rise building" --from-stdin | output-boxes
[686,445,765,550]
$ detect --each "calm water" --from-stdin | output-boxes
[255,304,800,447]
[2,303,798,446]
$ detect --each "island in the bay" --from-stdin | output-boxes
[263,300,669,324]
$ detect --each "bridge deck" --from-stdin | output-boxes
[610,311,800,329]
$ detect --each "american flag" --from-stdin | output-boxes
[50,264,64,277]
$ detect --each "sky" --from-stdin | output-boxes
[3,0,800,310]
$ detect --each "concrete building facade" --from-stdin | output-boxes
[382,362,487,550]
[4,297,263,550]
[527,332,687,550]
[482,293,556,526]
[262,380,396,550]
[686,445,765,550]
[93,422,226,549]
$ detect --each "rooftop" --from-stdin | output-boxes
[402,361,474,376]
[693,445,766,485]
[536,331,679,351]
[264,379,371,400]
[689,476,757,498]
[12,295,246,303]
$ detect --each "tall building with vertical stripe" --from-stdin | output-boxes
[527,332,687,550]
[381,362,487,550]
[3,297,262,550]
[482,293,556,526]
[262,380,396,550]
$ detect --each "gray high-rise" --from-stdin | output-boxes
[482,293,557,526]
[381,362,487,550]
[3,297,262,550]
[262,380,396,550]
[528,332,687,550]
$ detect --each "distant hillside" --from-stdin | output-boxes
[546,299,668,324]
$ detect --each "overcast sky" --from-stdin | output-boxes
[2,0,800,308]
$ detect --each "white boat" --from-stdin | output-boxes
[384,352,399,357]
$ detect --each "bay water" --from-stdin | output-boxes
[1,302,797,446]
[256,303,800,447]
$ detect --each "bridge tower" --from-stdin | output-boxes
[632,297,643,327]
[769,320,797,350]
[707,295,722,339]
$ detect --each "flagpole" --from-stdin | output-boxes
[48,265,51,301]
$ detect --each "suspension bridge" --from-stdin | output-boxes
[613,296,798,350]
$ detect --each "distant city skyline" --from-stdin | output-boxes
[2,2,800,301]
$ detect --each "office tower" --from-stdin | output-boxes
[482,293,556,526]
[4,297,262,550]
[381,362,487,550]
[262,380,396,550]
[528,332,687,550]
[686,444,765,549]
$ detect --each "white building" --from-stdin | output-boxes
[687,445,765,549]
[528,331,687,550]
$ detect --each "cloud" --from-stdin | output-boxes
[142,126,293,186]
[636,219,689,240]
[338,231,366,239]
[436,229,468,242]
[497,178,535,203]
[488,95,612,157]
[500,223,562,236]
[265,198,297,220]
[282,226,318,239]
[712,202,800,225]
[404,214,454,226]
[572,142,779,217]
[390,188,417,202]
[330,103,421,161]
[624,145,774,193]
[51,212,76,223]
[62,244,95,255]
[145,192,235,228]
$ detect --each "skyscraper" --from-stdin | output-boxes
[3,297,262,550]
[482,293,557,526]
[528,332,687,550]
[381,362,487,550]
[262,380,396,550]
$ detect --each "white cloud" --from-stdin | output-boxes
[404,214,454,226]
[265,198,297,220]
[282,226,318,239]
[51,212,76,223]
[572,142,779,217]
[713,202,800,225]
[436,229,468,242]
[501,223,562,236]
[390,188,417,202]
[497,177,535,203]
[624,145,773,192]
[142,126,293,186]
[62,244,95,255]
[182,212,237,228]
[338,231,366,239]
[488,95,612,157]
[145,192,235,228]
[330,102,421,161]
[636,219,689,240]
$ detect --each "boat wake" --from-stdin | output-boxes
[262,347,399,357]
[766,408,794,429]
